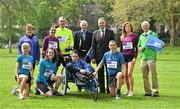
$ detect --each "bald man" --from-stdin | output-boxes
[73,20,93,63]
[55,16,74,56]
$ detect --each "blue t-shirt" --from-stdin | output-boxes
[16,54,34,76]
[101,51,125,76]
[36,59,56,86]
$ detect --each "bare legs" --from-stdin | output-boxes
[124,61,135,96]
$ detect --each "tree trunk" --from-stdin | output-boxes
[7,5,13,53]
[8,37,12,53]
[169,14,179,47]
[169,27,178,47]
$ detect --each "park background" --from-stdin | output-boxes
[0,0,180,108]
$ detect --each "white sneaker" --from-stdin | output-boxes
[11,86,18,95]
[127,91,134,97]
[66,88,71,93]
[18,93,24,100]
[124,91,129,95]
[116,94,121,100]
[61,88,71,95]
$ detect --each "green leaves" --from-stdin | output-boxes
[113,0,180,46]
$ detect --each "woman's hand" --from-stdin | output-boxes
[132,58,136,64]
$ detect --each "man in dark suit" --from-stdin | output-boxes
[92,17,114,93]
[74,20,93,63]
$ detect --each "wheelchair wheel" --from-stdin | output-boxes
[91,78,98,102]
[60,68,67,95]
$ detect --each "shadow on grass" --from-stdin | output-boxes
[157,59,180,61]
[28,91,113,102]
[29,91,97,101]
[16,91,180,107]
[29,92,159,102]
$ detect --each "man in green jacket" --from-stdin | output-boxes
[55,16,74,56]
[138,21,159,97]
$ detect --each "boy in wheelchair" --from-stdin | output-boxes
[65,50,94,91]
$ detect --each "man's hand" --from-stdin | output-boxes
[139,47,145,52]
[80,69,86,74]
[36,60,39,65]
[93,71,97,76]
[92,59,96,64]
[50,74,57,81]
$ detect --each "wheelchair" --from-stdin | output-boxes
[59,67,98,102]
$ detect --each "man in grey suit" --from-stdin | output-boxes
[92,17,114,93]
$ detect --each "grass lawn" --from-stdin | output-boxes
[0,47,180,109]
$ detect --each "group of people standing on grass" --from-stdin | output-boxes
[11,16,160,100]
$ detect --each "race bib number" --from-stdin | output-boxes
[44,69,53,77]
[22,62,32,70]
[48,41,57,49]
[123,42,133,49]
[58,36,67,42]
[107,61,117,69]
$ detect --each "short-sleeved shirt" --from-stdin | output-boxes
[121,33,139,58]
[16,54,34,76]
[101,51,125,76]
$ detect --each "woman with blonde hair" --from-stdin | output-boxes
[120,22,139,96]
[11,42,34,99]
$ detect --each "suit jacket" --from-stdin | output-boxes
[74,30,93,60]
[92,28,114,63]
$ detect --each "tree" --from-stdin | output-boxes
[58,0,95,26]
[0,0,36,52]
[96,0,114,26]
[159,0,180,46]
[0,0,14,53]
[113,0,180,46]
[33,0,60,38]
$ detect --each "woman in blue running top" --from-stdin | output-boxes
[11,42,34,100]
[36,48,62,96]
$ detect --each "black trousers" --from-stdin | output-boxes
[96,62,109,93]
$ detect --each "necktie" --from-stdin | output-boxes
[101,29,104,39]
[82,32,86,41]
